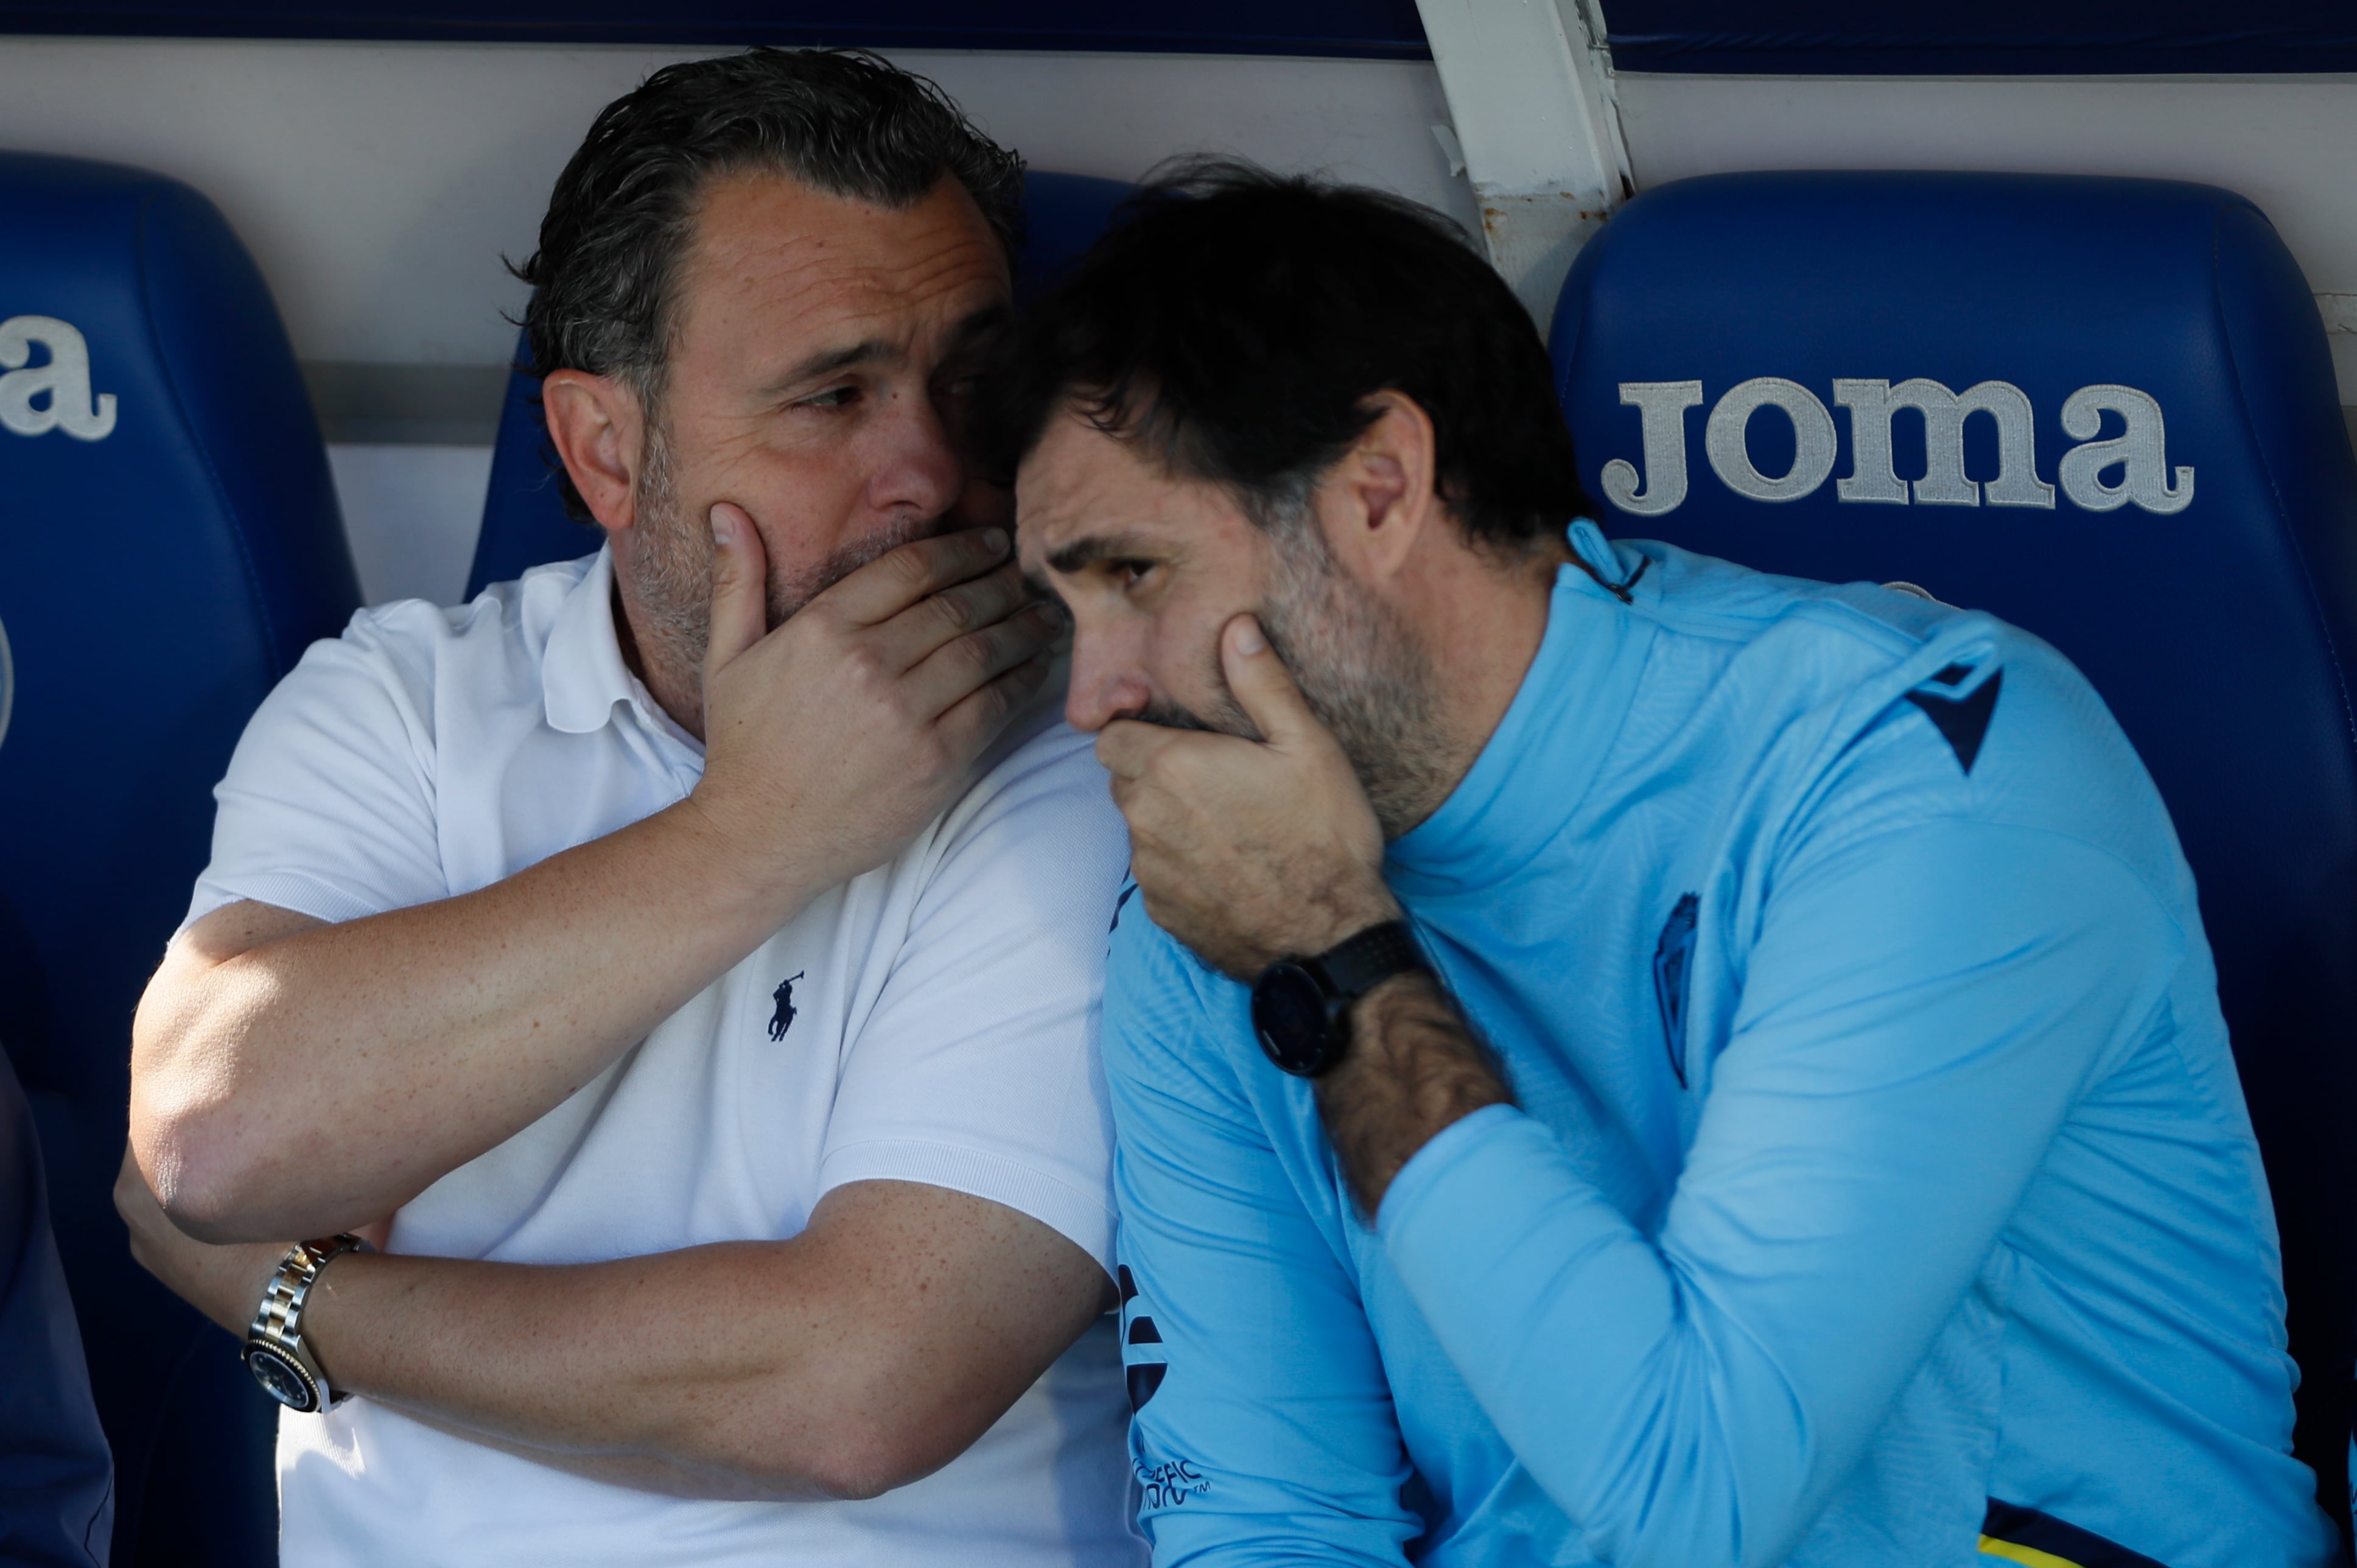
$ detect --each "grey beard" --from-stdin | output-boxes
[1261,520,1454,839]
[625,418,942,672]
[1141,509,1453,839]
[623,419,710,669]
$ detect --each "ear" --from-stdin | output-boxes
[541,368,646,534]
[1313,389,1440,586]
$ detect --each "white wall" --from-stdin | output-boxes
[1611,73,2357,397]
[26,41,2357,601]
[0,37,1476,603]
[0,37,1475,369]
[327,444,497,605]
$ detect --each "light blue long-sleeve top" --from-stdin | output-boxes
[1104,523,2336,1568]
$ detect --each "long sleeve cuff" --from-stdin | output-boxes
[1375,1101,1526,1242]
[1373,1099,1684,1528]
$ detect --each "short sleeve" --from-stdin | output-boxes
[817,721,1130,1273]
[184,608,447,929]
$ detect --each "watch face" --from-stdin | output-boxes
[1252,962,1336,1077]
[245,1345,321,1412]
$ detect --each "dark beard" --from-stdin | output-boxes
[1129,515,1452,838]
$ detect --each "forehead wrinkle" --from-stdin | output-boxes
[678,183,1005,370]
[739,197,1002,299]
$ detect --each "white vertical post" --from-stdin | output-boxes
[1414,0,1632,332]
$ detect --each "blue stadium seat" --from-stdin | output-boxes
[0,152,361,1564]
[1552,170,2357,1556]
[465,169,1136,597]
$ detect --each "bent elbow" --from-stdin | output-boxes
[721,1396,966,1503]
[801,1419,948,1503]
[133,1104,284,1244]
[806,1458,896,1505]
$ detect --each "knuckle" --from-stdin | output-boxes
[883,544,935,590]
[953,630,999,674]
[938,627,994,674]
[931,586,976,635]
[975,679,1017,723]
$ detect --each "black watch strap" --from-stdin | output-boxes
[1309,919,1427,1004]
[1252,920,1431,1078]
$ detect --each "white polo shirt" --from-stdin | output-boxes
[184,548,1143,1568]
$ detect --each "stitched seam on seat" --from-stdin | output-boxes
[136,184,282,670]
[2209,201,2357,761]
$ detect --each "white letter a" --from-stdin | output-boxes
[0,315,116,441]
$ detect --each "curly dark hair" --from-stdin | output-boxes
[990,158,1589,550]
[513,47,1025,522]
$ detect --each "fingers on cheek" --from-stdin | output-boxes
[1095,740,1141,782]
[1122,790,1200,855]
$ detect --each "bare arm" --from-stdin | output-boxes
[135,821,790,1244]
[116,1160,1111,1501]
[134,515,1058,1241]
[1315,973,1509,1216]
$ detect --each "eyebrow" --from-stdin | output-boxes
[765,338,895,397]
[1024,533,1154,603]
[1046,532,1159,576]
[760,304,1013,400]
[943,303,1013,356]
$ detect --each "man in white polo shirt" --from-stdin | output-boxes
[112,49,1140,1566]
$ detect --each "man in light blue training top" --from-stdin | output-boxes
[1001,162,2339,1567]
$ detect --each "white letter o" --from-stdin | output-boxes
[1704,377,1838,503]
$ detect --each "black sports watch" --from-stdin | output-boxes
[1250,920,1429,1077]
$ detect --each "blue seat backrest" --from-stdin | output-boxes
[1553,170,2357,1552]
[0,152,360,1564]
[466,169,1137,597]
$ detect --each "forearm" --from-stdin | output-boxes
[301,1244,861,1500]
[1377,1108,1777,1566]
[1315,970,1513,1216]
[274,1182,1104,1503]
[132,799,815,1239]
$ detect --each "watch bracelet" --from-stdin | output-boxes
[247,1234,365,1388]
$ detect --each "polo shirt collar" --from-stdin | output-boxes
[541,545,699,751]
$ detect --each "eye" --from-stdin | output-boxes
[1115,559,1157,590]
[797,385,859,410]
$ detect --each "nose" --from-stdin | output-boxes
[1063,624,1155,735]
[866,384,965,524]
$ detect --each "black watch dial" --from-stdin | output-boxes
[245,1344,321,1413]
[1251,961,1344,1077]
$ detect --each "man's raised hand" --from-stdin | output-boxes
[1098,614,1398,979]
[690,502,1059,906]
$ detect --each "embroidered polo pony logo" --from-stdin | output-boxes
[768,972,805,1041]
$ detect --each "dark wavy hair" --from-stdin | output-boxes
[513,47,1025,522]
[990,159,1590,548]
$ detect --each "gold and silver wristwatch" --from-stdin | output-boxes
[243,1234,366,1413]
